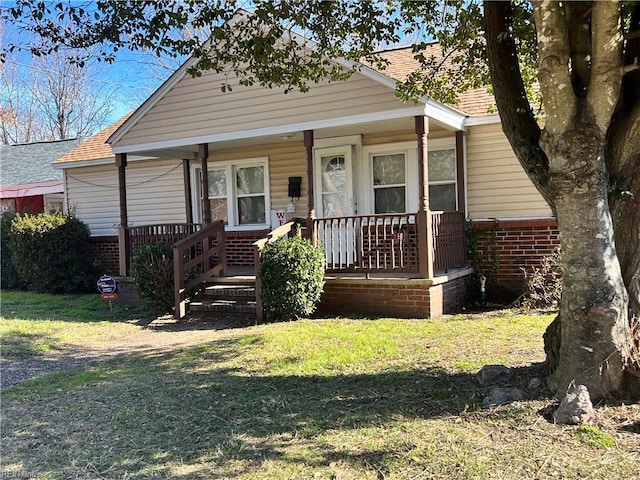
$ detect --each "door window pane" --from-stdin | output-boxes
[429,184,457,211]
[236,165,266,224]
[428,149,456,182]
[322,192,347,217]
[321,155,346,192]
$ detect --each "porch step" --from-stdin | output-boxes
[188,282,257,318]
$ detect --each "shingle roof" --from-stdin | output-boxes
[53,114,131,165]
[0,138,85,186]
[374,45,496,117]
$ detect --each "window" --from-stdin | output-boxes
[372,153,406,213]
[428,149,457,211]
[195,158,269,228]
[235,165,266,224]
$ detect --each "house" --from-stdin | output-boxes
[52,40,557,319]
[1,138,84,214]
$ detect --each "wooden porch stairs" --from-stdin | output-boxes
[187,271,258,320]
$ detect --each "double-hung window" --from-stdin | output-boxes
[428,148,457,211]
[372,153,406,213]
[195,158,269,228]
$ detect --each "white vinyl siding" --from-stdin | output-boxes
[65,159,186,236]
[466,123,552,219]
[115,71,415,148]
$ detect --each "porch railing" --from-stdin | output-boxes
[431,211,467,273]
[313,213,418,274]
[312,211,467,276]
[128,223,201,258]
[253,219,305,323]
[173,220,227,319]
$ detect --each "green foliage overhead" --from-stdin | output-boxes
[130,242,175,313]
[8,212,96,293]
[259,235,325,322]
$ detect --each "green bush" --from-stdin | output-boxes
[131,242,174,313]
[259,235,325,322]
[1,212,22,289]
[9,212,96,293]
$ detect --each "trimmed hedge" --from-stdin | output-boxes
[1,212,22,289]
[9,212,96,293]
[259,235,325,322]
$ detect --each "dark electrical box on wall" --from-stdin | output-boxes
[288,176,302,199]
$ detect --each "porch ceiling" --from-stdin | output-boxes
[122,116,456,161]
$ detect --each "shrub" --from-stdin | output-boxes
[9,212,96,293]
[259,235,325,322]
[130,242,174,313]
[1,212,22,289]
[521,247,562,309]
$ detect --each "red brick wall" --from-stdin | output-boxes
[318,275,468,319]
[471,218,559,295]
[88,236,120,275]
[225,230,269,266]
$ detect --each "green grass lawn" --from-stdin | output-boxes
[1,292,638,479]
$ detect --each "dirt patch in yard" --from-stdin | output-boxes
[1,314,257,388]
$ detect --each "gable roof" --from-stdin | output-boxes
[0,138,85,187]
[53,114,131,166]
[374,45,496,117]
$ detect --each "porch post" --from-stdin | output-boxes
[199,143,211,224]
[304,130,317,242]
[455,130,466,215]
[415,116,434,279]
[116,153,130,276]
[182,159,193,223]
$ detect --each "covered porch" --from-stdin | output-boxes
[112,112,471,319]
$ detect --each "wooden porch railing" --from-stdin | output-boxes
[128,223,201,265]
[311,211,467,276]
[253,219,305,323]
[173,220,227,319]
[313,213,419,274]
[431,211,467,273]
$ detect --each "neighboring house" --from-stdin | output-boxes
[53,39,558,318]
[1,138,84,214]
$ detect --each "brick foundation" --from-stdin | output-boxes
[317,269,470,319]
[224,230,269,266]
[471,218,559,297]
[89,236,120,275]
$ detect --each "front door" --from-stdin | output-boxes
[314,147,355,266]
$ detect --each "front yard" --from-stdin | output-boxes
[1,291,638,479]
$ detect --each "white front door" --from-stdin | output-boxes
[314,147,355,266]
[314,147,354,218]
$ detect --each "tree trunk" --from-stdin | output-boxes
[541,118,632,399]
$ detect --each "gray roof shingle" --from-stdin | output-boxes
[0,138,85,186]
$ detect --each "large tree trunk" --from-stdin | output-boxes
[485,1,640,399]
[541,115,631,399]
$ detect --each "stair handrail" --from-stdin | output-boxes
[253,219,305,322]
[173,220,227,319]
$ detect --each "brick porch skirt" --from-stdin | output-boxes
[317,268,472,319]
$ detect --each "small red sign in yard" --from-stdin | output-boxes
[100,293,118,300]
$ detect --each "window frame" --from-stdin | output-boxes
[427,139,457,212]
[192,156,271,231]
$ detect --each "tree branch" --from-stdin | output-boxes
[532,0,575,134]
[588,0,624,131]
[483,1,554,212]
